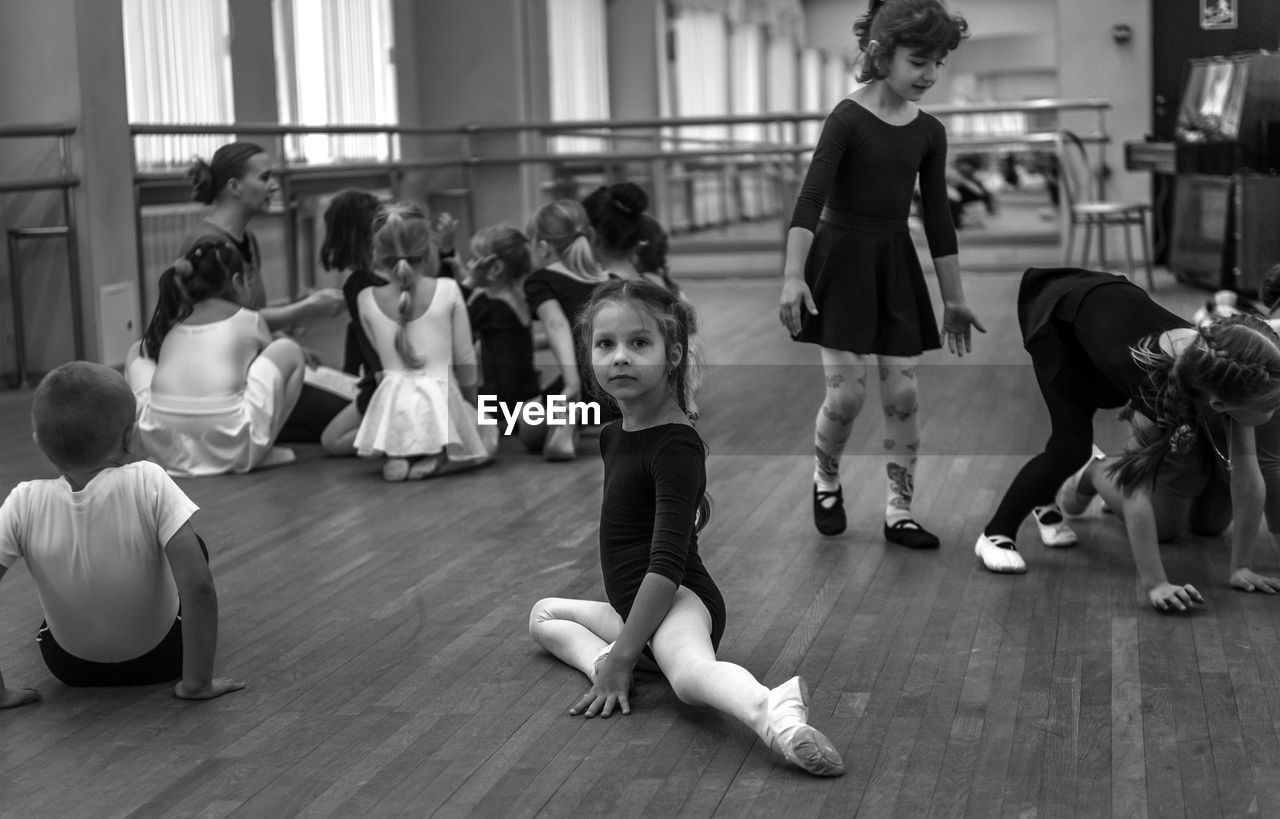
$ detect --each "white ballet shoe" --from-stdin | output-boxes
[762,677,845,777]
[260,446,296,470]
[975,533,1027,573]
[1032,505,1077,548]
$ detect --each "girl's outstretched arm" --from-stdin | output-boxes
[1117,486,1204,611]
[570,572,677,719]
[1229,420,1280,593]
[0,567,41,710]
[932,254,986,357]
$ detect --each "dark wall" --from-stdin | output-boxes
[1152,0,1280,138]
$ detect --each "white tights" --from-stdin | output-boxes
[528,587,770,735]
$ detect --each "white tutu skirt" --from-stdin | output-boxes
[354,370,493,462]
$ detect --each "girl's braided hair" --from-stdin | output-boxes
[1108,313,1280,489]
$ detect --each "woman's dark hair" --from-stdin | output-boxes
[142,239,246,359]
[853,0,969,83]
[320,189,381,272]
[187,141,266,204]
[582,182,650,255]
[1108,313,1280,490]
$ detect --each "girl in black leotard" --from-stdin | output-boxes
[529,279,844,777]
[778,0,983,548]
[980,267,1280,611]
[523,200,611,460]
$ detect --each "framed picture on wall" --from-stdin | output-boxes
[1201,0,1237,30]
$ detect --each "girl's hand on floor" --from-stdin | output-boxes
[0,686,40,709]
[1147,581,1204,612]
[569,657,632,718]
[174,678,246,701]
[1230,568,1280,594]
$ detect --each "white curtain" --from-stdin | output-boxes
[765,35,797,146]
[547,0,611,154]
[123,0,235,168]
[671,9,731,225]
[729,22,765,146]
[276,0,398,163]
[672,10,730,147]
[799,48,823,144]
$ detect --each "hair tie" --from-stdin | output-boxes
[572,230,588,241]
[173,258,194,278]
[611,199,634,215]
[1169,424,1197,455]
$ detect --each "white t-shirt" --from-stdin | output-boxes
[0,461,199,662]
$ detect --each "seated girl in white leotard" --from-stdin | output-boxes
[353,201,497,481]
[126,239,305,476]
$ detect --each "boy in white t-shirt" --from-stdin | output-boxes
[0,362,243,708]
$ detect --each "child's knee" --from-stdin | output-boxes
[823,379,865,416]
[879,378,918,413]
[528,597,559,635]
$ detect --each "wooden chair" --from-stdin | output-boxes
[1058,129,1155,289]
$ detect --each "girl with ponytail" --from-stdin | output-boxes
[980,267,1280,612]
[125,239,305,476]
[524,199,612,460]
[352,202,497,481]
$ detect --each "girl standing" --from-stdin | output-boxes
[352,202,496,481]
[126,240,305,476]
[529,279,844,777]
[779,0,983,546]
[524,199,612,460]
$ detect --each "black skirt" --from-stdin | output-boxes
[792,208,940,355]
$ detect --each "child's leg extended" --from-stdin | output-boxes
[528,598,624,679]
[650,588,843,776]
[813,348,868,487]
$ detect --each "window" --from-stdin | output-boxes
[671,10,730,148]
[123,0,235,168]
[273,0,399,163]
[729,22,765,146]
[546,0,611,154]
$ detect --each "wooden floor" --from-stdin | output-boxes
[3,267,1280,818]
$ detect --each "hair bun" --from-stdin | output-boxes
[187,157,216,204]
[610,183,649,217]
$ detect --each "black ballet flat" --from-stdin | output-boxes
[813,485,847,536]
[884,519,940,549]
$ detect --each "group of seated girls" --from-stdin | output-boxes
[108,140,681,482]
[312,178,690,469]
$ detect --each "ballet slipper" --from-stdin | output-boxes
[382,457,411,482]
[407,454,445,480]
[544,424,577,461]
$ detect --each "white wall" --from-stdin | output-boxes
[1056,0,1151,203]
